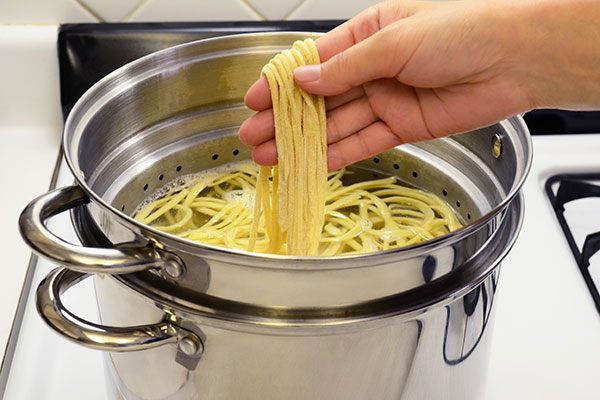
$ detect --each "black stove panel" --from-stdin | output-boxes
[58,22,600,134]
[58,21,342,119]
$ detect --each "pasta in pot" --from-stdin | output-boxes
[133,162,462,256]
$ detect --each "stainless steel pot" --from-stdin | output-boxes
[20,32,532,399]
[40,193,522,400]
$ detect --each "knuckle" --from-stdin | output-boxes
[326,114,341,142]
[327,52,349,76]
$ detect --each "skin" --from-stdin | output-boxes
[239,0,600,171]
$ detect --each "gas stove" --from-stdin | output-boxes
[1,23,599,400]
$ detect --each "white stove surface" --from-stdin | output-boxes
[2,155,107,400]
[486,134,600,399]
[2,134,600,399]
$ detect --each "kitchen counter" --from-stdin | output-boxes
[1,24,599,399]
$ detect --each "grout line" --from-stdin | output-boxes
[122,0,151,22]
[73,0,105,22]
[238,0,266,21]
[283,0,309,20]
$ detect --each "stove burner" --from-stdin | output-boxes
[546,173,600,315]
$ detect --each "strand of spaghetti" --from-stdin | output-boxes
[291,40,322,254]
[135,190,179,221]
[284,50,305,255]
[248,166,268,252]
[326,177,397,202]
[279,49,303,254]
[303,39,328,254]
[152,205,193,232]
[183,179,212,207]
[267,166,285,253]
[141,189,189,224]
[308,39,329,255]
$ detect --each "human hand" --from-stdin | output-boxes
[239,0,600,170]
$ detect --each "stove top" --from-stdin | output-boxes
[546,173,600,313]
[1,21,599,400]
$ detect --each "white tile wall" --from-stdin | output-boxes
[0,0,385,23]
[288,0,380,20]
[128,0,261,22]
[243,0,302,20]
[0,26,62,128]
[78,0,145,22]
[0,0,97,24]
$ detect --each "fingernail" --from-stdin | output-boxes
[294,65,320,83]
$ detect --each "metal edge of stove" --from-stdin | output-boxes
[0,148,64,397]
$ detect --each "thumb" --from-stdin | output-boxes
[294,26,403,96]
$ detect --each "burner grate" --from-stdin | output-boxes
[546,173,600,315]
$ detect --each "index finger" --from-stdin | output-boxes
[244,77,271,111]
[245,3,394,111]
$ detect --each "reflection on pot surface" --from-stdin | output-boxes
[96,271,499,400]
[444,271,497,365]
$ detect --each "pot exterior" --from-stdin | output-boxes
[58,31,531,307]
[95,269,498,400]
[20,32,529,400]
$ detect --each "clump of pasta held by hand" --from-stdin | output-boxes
[133,39,463,256]
[249,38,327,256]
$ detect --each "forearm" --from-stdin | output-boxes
[491,0,600,110]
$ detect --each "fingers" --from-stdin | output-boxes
[239,109,274,146]
[311,1,416,62]
[251,139,278,166]
[244,76,271,111]
[241,86,366,148]
[327,96,378,144]
[248,96,382,169]
[325,86,365,110]
[293,8,394,97]
[310,7,380,62]
[245,3,390,111]
[251,119,405,172]
[294,25,407,97]
[244,55,367,112]
[327,121,403,171]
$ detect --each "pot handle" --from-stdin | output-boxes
[37,268,203,368]
[19,185,183,275]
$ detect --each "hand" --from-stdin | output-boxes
[239,0,600,171]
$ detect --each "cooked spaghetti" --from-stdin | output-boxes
[252,38,328,256]
[133,162,462,256]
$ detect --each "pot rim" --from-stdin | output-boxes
[103,193,523,331]
[63,31,532,266]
